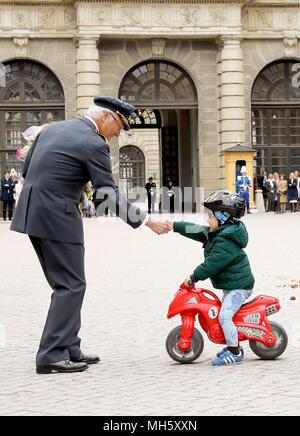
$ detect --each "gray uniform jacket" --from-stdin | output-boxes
[11,117,146,243]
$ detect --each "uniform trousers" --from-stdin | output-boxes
[147,192,155,213]
[29,236,86,366]
[2,200,14,220]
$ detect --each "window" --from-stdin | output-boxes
[0,60,65,176]
[119,61,197,107]
[129,109,161,129]
[252,61,300,177]
[119,146,145,200]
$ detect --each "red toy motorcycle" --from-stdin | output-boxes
[166,283,288,363]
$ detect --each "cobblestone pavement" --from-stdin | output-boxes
[0,212,300,416]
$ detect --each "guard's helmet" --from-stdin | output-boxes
[203,190,246,219]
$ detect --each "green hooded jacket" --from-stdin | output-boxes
[173,220,255,290]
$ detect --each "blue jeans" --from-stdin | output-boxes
[219,289,253,346]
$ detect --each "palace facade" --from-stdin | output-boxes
[0,0,300,204]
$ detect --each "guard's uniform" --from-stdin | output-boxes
[236,175,252,212]
[11,112,146,365]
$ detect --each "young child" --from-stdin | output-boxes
[171,190,255,366]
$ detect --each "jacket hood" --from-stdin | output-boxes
[212,221,248,248]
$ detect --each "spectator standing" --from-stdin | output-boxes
[82,182,96,217]
[166,179,175,213]
[277,174,288,213]
[145,177,156,214]
[295,170,300,212]
[257,170,268,211]
[14,177,24,206]
[1,171,14,221]
[264,173,277,212]
[236,166,252,213]
[11,175,18,201]
[288,172,298,212]
[273,172,280,213]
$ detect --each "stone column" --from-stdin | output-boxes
[255,189,266,213]
[219,37,245,151]
[76,37,100,115]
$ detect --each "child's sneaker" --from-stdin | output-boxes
[216,346,244,358]
[211,349,244,366]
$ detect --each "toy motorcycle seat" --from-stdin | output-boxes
[241,296,258,307]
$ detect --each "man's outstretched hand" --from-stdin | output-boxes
[146,217,173,235]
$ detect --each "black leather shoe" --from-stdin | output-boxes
[70,352,100,365]
[36,359,88,374]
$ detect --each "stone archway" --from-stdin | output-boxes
[119,60,198,209]
[0,59,65,176]
[251,59,300,177]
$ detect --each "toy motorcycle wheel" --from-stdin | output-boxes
[249,321,288,360]
[166,325,204,364]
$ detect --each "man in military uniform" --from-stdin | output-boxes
[11,96,171,374]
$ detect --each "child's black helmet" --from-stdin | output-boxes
[203,190,246,219]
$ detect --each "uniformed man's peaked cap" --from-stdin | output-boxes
[93,96,136,131]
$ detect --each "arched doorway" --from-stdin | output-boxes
[119,60,198,203]
[0,60,65,177]
[251,60,300,178]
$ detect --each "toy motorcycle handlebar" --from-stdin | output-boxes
[179,282,195,290]
[179,282,222,303]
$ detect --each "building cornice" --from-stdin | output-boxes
[0,1,73,5]
[0,0,299,40]
[0,0,299,6]
[73,0,299,5]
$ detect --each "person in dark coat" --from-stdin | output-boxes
[145,177,156,213]
[264,173,277,212]
[288,172,298,212]
[1,171,14,221]
[11,96,171,374]
[257,170,268,211]
[166,179,175,213]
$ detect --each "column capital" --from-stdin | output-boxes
[74,35,100,48]
[216,35,243,49]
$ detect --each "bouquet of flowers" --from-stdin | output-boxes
[16,124,48,161]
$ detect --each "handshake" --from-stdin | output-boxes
[145,216,173,235]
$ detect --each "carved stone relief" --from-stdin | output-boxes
[77,4,241,30]
[13,37,29,57]
[283,33,298,58]
[64,8,76,27]
[13,11,30,29]
[40,10,56,28]
[243,7,300,31]
[151,39,166,57]
[0,7,77,31]
[0,3,299,37]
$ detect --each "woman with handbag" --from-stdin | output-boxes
[277,174,288,213]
